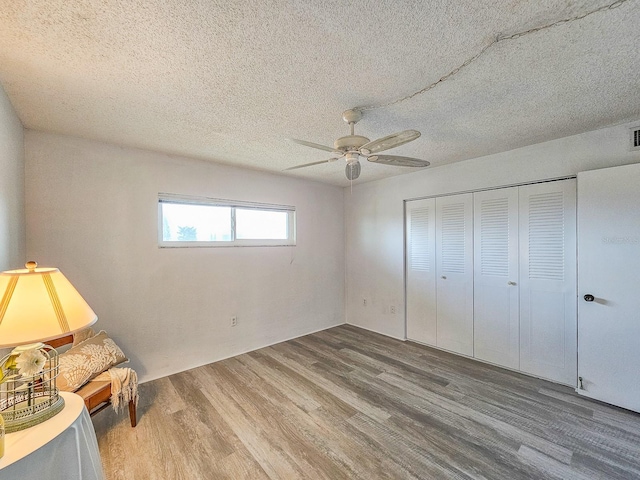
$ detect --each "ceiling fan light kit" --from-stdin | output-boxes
[288,109,430,180]
[346,161,361,181]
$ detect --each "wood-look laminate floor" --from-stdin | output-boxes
[93,325,640,479]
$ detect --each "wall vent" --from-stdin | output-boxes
[632,126,640,151]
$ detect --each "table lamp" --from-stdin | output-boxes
[0,261,97,432]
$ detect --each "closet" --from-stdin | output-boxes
[405,193,473,356]
[406,179,577,386]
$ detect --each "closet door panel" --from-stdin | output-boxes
[519,180,576,385]
[405,198,437,345]
[473,187,519,369]
[436,193,473,356]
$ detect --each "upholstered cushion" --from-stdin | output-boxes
[72,327,97,346]
[57,331,127,392]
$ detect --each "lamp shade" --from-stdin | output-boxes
[0,262,97,348]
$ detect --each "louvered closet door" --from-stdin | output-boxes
[519,180,576,385]
[406,198,437,345]
[473,187,519,369]
[436,193,474,356]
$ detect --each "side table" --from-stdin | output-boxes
[0,391,105,479]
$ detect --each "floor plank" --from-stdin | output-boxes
[93,325,640,479]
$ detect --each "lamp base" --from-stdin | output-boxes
[1,394,65,433]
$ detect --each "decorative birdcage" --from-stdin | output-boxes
[0,343,65,433]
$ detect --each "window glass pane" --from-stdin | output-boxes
[236,209,288,240]
[161,203,232,241]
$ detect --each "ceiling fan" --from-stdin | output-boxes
[286,109,430,180]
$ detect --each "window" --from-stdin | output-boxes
[159,194,296,247]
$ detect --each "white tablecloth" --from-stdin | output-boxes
[0,391,104,480]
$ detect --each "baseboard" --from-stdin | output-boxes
[406,337,577,389]
[139,321,346,384]
[345,322,407,341]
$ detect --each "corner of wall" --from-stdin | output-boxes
[343,187,349,326]
[0,82,25,271]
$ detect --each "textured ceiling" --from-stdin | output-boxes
[0,0,639,186]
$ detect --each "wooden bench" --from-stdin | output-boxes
[48,334,137,427]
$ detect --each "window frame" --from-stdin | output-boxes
[158,193,296,247]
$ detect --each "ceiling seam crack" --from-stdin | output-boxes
[353,0,633,112]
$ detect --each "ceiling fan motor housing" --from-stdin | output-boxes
[334,135,370,151]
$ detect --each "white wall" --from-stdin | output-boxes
[25,131,345,382]
[0,83,24,271]
[345,120,640,339]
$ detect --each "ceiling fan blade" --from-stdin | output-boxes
[285,158,339,171]
[367,155,430,168]
[289,138,337,153]
[359,130,421,154]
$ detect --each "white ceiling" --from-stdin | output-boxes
[1,0,638,186]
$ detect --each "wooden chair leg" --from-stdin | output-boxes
[128,399,137,427]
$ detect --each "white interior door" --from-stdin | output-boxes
[436,193,474,356]
[577,163,640,412]
[405,198,437,346]
[519,180,577,385]
[473,187,519,369]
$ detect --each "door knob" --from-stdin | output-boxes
[584,294,595,302]
[441,276,447,279]
[507,281,516,286]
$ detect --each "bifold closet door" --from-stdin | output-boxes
[405,198,437,345]
[519,180,576,385]
[436,193,473,356]
[473,187,519,369]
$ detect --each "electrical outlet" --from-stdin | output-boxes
[390,305,396,314]
[231,316,237,327]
